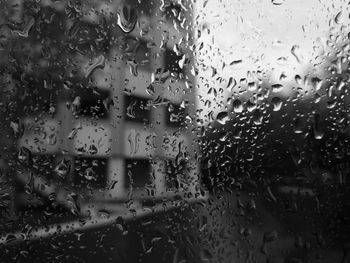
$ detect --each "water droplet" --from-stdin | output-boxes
[253,109,263,125]
[54,159,71,178]
[271,97,282,111]
[84,167,95,180]
[85,55,105,78]
[66,193,81,216]
[72,96,81,115]
[311,77,323,92]
[226,77,237,92]
[335,11,343,24]
[216,111,229,125]
[116,5,137,33]
[293,117,303,134]
[271,84,284,92]
[126,100,136,119]
[232,99,243,113]
[313,114,324,140]
[13,17,35,37]
[291,45,302,63]
[271,0,285,5]
[88,144,98,155]
[18,147,31,165]
[24,172,34,194]
[126,58,138,77]
[146,84,155,96]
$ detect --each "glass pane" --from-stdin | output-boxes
[0,0,349,262]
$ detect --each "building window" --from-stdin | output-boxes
[165,48,184,75]
[74,89,110,119]
[124,159,152,190]
[73,157,107,189]
[166,102,185,127]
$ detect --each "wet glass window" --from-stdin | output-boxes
[2,0,350,262]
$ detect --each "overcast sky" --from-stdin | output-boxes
[194,0,350,124]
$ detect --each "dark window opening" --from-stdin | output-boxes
[73,157,107,189]
[166,103,185,127]
[125,159,152,189]
[75,89,110,119]
[165,48,184,75]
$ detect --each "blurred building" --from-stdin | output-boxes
[1,0,203,239]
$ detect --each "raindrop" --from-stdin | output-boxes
[67,193,81,216]
[72,96,81,115]
[116,5,137,33]
[295,74,302,84]
[271,84,284,92]
[226,77,237,92]
[13,17,35,37]
[85,55,105,78]
[18,147,31,165]
[84,168,95,180]
[24,172,34,194]
[271,97,282,111]
[313,114,324,140]
[54,159,71,178]
[246,100,256,112]
[126,58,138,77]
[232,99,243,113]
[291,45,302,63]
[293,117,303,134]
[126,100,137,119]
[88,144,98,155]
[146,84,155,96]
[271,0,285,5]
[216,111,229,125]
[335,11,342,24]
[311,77,323,92]
[253,109,263,125]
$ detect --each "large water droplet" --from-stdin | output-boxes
[271,84,284,93]
[117,5,137,33]
[13,17,35,37]
[216,111,229,125]
[85,55,105,78]
[126,58,138,77]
